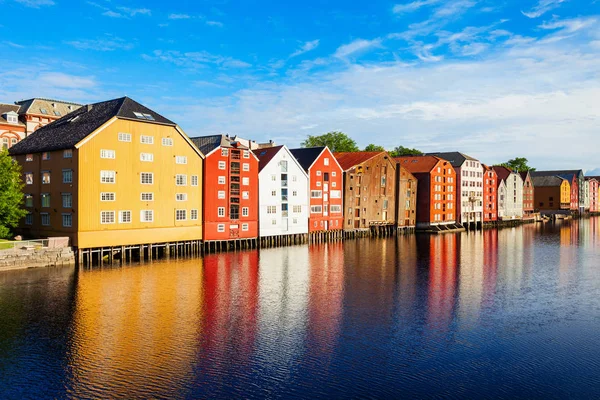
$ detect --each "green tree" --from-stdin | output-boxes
[501,157,536,172]
[364,144,385,152]
[301,131,359,152]
[389,146,423,157]
[0,149,27,239]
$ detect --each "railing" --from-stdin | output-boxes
[0,239,49,252]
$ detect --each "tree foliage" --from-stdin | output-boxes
[0,149,27,239]
[364,144,385,152]
[389,146,423,157]
[501,157,536,172]
[301,131,359,152]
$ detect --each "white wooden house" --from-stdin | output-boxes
[494,166,524,220]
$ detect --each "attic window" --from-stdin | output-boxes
[69,115,80,123]
[133,112,155,121]
[53,111,61,116]
[68,105,73,111]
[40,108,48,115]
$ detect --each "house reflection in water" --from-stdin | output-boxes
[425,234,458,333]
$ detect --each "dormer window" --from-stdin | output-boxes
[133,111,155,121]
[53,111,61,116]
[40,108,48,115]
[3,111,18,124]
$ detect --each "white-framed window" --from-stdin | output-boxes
[218,161,226,170]
[118,210,131,223]
[118,132,132,142]
[242,191,249,199]
[311,190,322,198]
[101,192,115,201]
[271,219,277,225]
[140,172,153,185]
[140,135,154,144]
[217,224,225,232]
[324,158,329,166]
[100,149,116,159]
[42,171,51,184]
[190,209,198,220]
[41,213,50,226]
[271,175,276,181]
[26,154,33,162]
[100,170,116,184]
[267,206,277,214]
[218,207,225,217]
[332,171,337,177]
[292,175,297,182]
[42,152,50,160]
[330,205,342,213]
[243,163,250,171]
[140,210,154,222]
[140,152,154,162]
[221,148,229,156]
[162,137,173,146]
[293,191,297,196]
[242,177,249,186]
[25,213,33,225]
[332,182,337,188]
[61,213,72,227]
[41,193,51,208]
[62,169,73,183]
[176,209,186,221]
[293,205,302,213]
[218,176,226,184]
[141,192,154,201]
[316,181,322,187]
[218,191,226,199]
[271,190,276,197]
[243,150,249,159]
[242,223,249,231]
[176,156,187,164]
[100,211,115,224]
[316,171,322,176]
[63,149,73,158]
[176,193,187,201]
[311,205,322,213]
[242,207,249,217]
[62,193,72,208]
[293,218,298,224]
[25,172,33,185]
[191,175,199,186]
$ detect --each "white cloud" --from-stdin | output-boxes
[540,16,598,33]
[334,38,382,58]
[522,0,566,18]
[290,40,320,58]
[168,13,191,20]
[392,0,441,14]
[117,7,152,17]
[145,50,252,70]
[14,0,54,8]
[65,37,134,51]
[206,20,224,27]
[2,41,25,48]
[103,10,125,18]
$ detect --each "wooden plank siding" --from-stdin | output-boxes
[396,165,418,228]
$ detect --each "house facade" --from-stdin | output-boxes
[191,135,259,242]
[1,104,26,149]
[254,145,309,239]
[532,176,571,213]
[396,156,456,228]
[396,164,418,228]
[582,179,590,211]
[334,152,396,232]
[493,166,524,220]
[531,170,584,213]
[9,97,204,249]
[587,177,599,213]
[427,152,483,227]
[520,171,535,217]
[15,98,81,135]
[290,147,344,232]
[483,164,497,222]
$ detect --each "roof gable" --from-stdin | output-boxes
[395,155,445,173]
[333,151,385,171]
[426,151,478,168]
[253,145,283,172]
[289,147,326,172]
[190,134,254,158]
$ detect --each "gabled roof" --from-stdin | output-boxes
[9,97,176,155]
[532,175,567,188]
[253,145,284,172]
[333,151,384,171]
[492,165,513,182]
[425,151,478,168]
[190,134,252,157]
[585,176,600,181]
[395,155,445,173]
[519,171,531,182]
[0,103,25,126]
[15,98,82,117]
[289,147,326,172]
[531,170,584,179]
[482,164,495,173]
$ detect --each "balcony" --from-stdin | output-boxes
[281,180,288,188]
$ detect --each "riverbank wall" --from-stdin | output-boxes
[0,247,75,272]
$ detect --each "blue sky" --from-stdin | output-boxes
[1,0,599,172]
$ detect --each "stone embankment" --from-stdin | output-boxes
[0,247,75,271]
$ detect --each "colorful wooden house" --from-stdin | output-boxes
[289,147,344,233]
[15,98,81,135]
[531,176,571,213]
[531,170,584,213]
[482,164,497,222]
[586,177,599,213]
[396,164,418,230]
[396,156,456,229]
[493,166,524,220]
[191,134,259,243]
[519,171,535,218]
[334,151,397,234]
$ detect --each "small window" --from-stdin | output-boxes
[271,175,276,181]
[191,175,199,186]
[140,153,154,162]
[133,112,155,121]
[217,224,225,232]
[25,213,33,225]
[242,177,249,186]
[272,190,276,196]
[25,194,33,208]
[218,161,226,170]
[40,108,48,115]
[243,150,249,159]
[267,206,276,214]
[316,171,322,176]
[25,172,33,185]
[41,213,50,226]
[218,190,226,199]
[26,154,33,162]
[176,193,187,201]
[62,169,73,184]
[176,174,187,186]
[101,192,115,201]
[140,135,154,144]
[218,176,226,184]
[242,223,249,231]
[42,152,50,160]
[101,170,116,184]
[242,191,249,199]
[221,148,229,156]
[118,132,132,142]
[316,181,321,187]
[218,207,225,217]
[62,193,72,208]
[243,163,250,171]
[140,210,154,222]
[119,210,132,223]
[141,192,154,201]
[242,207,249,217]
[100,211,115,224]
[62,213,72,227]
[42,171,51,184]
[162,138,173,146]
[41,193,51,208]
[100,149,115,159]
[324,158,329,166]
[63,149,73,158]
[332,171,337,177]
[176,156,187,164]
[190,209,198,220]
[141,172,153,185]
[176,209,186,221]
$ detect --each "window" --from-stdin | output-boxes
[217,224,225,232]
[60,193,71,208]
[316,171,322,176]
[140,135,154,144]
[190,209,198,220]
[101,192,115,201]
[293,191,297,196]
[230,205,239,219]
[272,219,277,225]
[191,175,199,186]
[101,211,115,224]
[25,172,33,185]
[267,206,277,214]
[25,194,33,208]
[176,193,187,201]
[218,161,226,170]
[293,205,302,213]
[316,181,322,187]
[242,191,249,199]
[332,171,337,177]
[242,177,249,186]
[26,154,33,162]
[243,150,250,159]
[176,174,187,186]
[218,176,226,184]
[271,175,276,181]
[330,205,342,213]
[140,210,154,222]
[311,205,322,213]
[101,170,116,183]
[221,148,229,156]
[242,223,249,231]
[42,171,51,184]
[141,192,154,201]
[25,213,33,225]
[332,182,337,188]
[176,209,187,221]
[100,149,116,159]
[140,153,154,162]
[62,169,73,184]
[242,207,249,217]
[311,190,322,198]
[271,190,276,197]
[162,137,173,146]
[243,163,250,171]
[141,172,153,185]
[42,152,50,160]
[218,207,225,217]
[218,190,226,199]
[62,214,72,227]
[63,149,73,158]
[324,158,329,166]
[118,132,132,142]
[119,210,131,223]
[176,156,187,164]
[41,193,51,208]
[41,213,50,226]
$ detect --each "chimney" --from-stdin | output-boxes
[87,104,93,112]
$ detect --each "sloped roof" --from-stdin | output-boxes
[425,151,478,168]
[253,145,284,172]
[519,171,531,182]
[333,151,383,171]
[15,98,82,118]
[493,165,513,182]
[395,155,445,173]
[585,176,600,181]
[531,170,584,179]
[289,147,326,172]
[9,97,176,155]
[532,175,567,188]
[0,103,25,127]
[190,134,251,157]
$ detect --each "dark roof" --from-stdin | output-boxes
[425,151,478,168]
[532,175,566,188]
[519,171,531,182]
[492,165,513,182]
[0,103,25,127]
[289,147,326,172]
[586,176,600,181]
[531,170,584,179]
[190,134,251,157]
[395,155,445,173]
[9,97,176,155]
[253,145,284,172]
[333,151,383,171]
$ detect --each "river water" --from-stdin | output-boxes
[0,218,599,399]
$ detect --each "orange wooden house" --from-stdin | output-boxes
[483,164,497,222]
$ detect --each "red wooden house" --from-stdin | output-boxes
[191,135,259,242]
[290,147,344,232]
[483,164,497,222]
[520,171,535,217]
